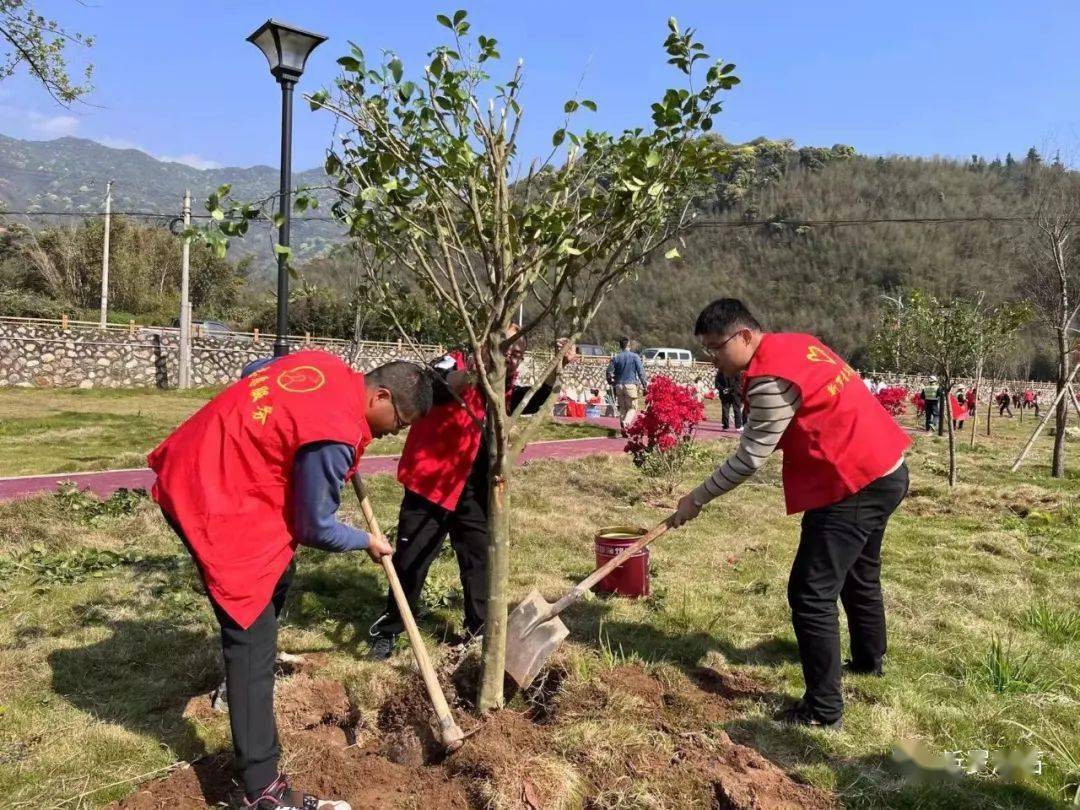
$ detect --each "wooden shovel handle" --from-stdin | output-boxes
[350,476,464,748]
[546,516,674,619]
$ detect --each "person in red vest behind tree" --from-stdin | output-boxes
[367,326,575,659]
[149,351,433,810]
[671,299,910,730]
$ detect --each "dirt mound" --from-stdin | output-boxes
[114,660,834,809]
[108,755,233,809]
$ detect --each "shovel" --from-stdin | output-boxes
[505,515,674,689]
[350,476,466,753]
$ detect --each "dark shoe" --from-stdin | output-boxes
[210,676,228,712]
[776,700,843,731]
[449,630,483,653]
[843,659,884,677]
[369,633,398,661]
[242,774,350,809]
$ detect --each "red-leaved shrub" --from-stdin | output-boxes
[876,386,909,417]
[625,376,704,492]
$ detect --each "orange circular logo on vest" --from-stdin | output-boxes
[276,365,326,393]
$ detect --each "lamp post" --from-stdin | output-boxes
[247,19,327,357]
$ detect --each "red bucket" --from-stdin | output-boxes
[593,526,650,598]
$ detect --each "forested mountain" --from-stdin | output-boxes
[0,133,1059,375]
[0,134,337,265]
[586,143,1052,374]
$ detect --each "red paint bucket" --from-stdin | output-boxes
[593,526,650,598]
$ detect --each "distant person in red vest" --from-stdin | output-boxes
[670,299,910,730]
[149,351,432,810]
[997,389,1013,417]
[368,328,575,659]
[951,390,966,431]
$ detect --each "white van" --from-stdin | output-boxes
[642,347,695,366]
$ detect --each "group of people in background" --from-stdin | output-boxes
[996,387,1041,417]
[914,377,976,432]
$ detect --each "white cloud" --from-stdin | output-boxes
[95,135,222,170]
[157,153,221,170]
[0,107,82,138]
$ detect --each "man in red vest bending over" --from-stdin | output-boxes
[149,351,432,810]
[368,327,573,658]
[671,299,910,730]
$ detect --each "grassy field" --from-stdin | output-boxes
[0,404,1077,807]
[0,387,612,477]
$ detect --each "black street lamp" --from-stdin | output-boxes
[247,19,327,357]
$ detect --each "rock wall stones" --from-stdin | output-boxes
[0,320,1057,400]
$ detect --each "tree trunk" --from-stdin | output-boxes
[944,386,957,486]
[478,342,510,712]
[1052,327,1070,478]
[986,377,993,437]
[478,425,511,711]
[970,359,983,448]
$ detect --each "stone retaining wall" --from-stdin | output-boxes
[0,320,1057,400]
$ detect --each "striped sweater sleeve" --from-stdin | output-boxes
[692,376,801,506]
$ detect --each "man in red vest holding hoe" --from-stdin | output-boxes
[368,326,575,659]
[149,350,433,810]
[672,299,910,730]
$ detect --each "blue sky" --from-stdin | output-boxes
[4,1,1080,170]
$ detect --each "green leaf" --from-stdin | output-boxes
[646,150,661,168]
[389,57,403,83]
[273,244,292,256]
[665,247,681,260]
[667,16,678,32]
[552,128,566,147]
[436,13,453,28]
[580,99,597,111]
[308,89,330,110]
[211,209,224,221]
[564,100,579,114]
[337,56,361,72]
[453,9,467,24]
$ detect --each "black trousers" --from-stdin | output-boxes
[163,508,291,798]
[924,400,938,430]
[787,463,909,722]
[210,564,293,797]
[371,480,489,638]
[720,395,743,430]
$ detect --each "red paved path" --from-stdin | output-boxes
[0,417,738,503]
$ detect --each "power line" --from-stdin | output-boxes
[0,210,1047,227]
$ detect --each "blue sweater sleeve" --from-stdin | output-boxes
[635,355,648,387]
[291,442,370,553]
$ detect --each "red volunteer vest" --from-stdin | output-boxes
[397,352,487,511]
[746,333,911,515]
[148,350,372,629]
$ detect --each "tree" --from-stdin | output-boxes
[871,290,1028,485]
[281,11,740,710]
[1015,164,1080,477]
[0,1,92,103]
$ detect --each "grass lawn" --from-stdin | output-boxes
[0,387,612,477]
[0,406,1077,807]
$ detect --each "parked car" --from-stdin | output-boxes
[642,347,695,366]
[575,343,607,358]
[170,318,233,336]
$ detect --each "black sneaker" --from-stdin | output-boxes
[843,659,884,677]
[242,774,350,809]
[369,633,398,661]
[210,676,228,712]
[776,700,843,731]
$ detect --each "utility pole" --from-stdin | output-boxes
[98,180,113,329]
[178,190,192,389]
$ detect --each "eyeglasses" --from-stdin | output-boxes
[390,396,408,433]
[702,331,742,357]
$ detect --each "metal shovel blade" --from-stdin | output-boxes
[504,589,569,689]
